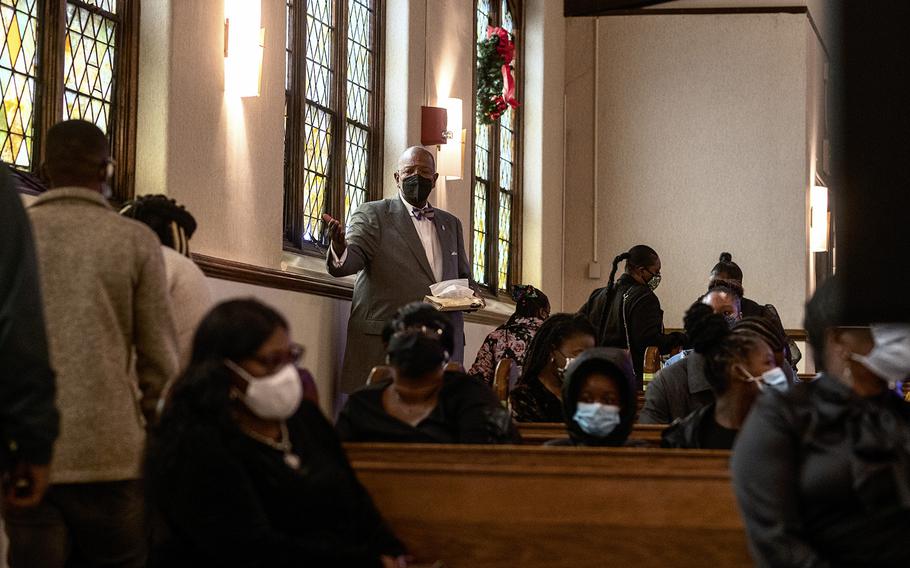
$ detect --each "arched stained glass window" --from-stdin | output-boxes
[473,0,522,293]
[0,0,41,169]
[63,0,118,133]
[283,0,383,253]
[0,0,138,201]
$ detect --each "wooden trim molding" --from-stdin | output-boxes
[193,253,511,327]
[665,327,808,342]
[193,254,354,301]
[565,4,809,17]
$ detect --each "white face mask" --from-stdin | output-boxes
[760,367,789,392]
[849,324,910,389]
[573,403,621,437]
[225,360,302,420]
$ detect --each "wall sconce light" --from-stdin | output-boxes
[810,184,829,252]
[224,0,264,98]
[438,97,464,180]
[420,105,448,146]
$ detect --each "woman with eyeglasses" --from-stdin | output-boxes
[336,302,519,444]
[144,299,408,567]
[579,245,686,388]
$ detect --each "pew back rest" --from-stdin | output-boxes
[347,443,749,567]
[493,358,512,405]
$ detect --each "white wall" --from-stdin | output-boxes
[564,13,812,329]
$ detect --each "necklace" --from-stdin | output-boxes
[239,421,302,470]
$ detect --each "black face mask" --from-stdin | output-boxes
[400,174,434,205]
[387,332,448,378]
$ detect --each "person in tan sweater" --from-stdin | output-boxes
[5,120,178,568]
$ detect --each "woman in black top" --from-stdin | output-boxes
[144,299,406,568]
[336,302,518,444]
[732,278,910,567]
[508,313,596,423]
[579,245,686,387]
[708,251,801,368]
[661,303,779,450]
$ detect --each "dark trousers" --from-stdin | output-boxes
[4,480,146,568]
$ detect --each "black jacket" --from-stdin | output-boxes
[552,348,638,447]
[146,400,405,567]
[0,170,58,468]
[732,377,910,567]
[579,274,685,386]
[660,402,715,449]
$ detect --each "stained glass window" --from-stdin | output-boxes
[64,1,118,133]
[284,0,380,251]
[0,0,41,168]
[473,0,521,293]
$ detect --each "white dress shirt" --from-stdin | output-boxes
[331,193,444,282]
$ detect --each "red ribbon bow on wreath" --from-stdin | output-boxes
[487,26,519,120]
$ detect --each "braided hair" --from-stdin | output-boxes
[519,313,596,385]
[733,316,786,353]
[605,244,659,297]
[685,302,766,395]
[120,194,197,256]
[508,285,550,324]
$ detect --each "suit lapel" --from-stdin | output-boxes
[433,212,455,280]
[388,199,436,283]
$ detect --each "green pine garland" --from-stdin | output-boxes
[476,33,511,125]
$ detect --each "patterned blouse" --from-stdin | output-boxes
[469,316,545,386]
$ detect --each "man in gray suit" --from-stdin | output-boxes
[324,146,471,393]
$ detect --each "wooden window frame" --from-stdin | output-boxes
[283,0,385,257]
[7,0,140,203]
[472,0,523,299]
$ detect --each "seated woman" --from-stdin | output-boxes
[661,302,780,450]
[548,348,638,446]
[336,302,518,444]
[469,284,550,385]
[509,314,596,423]
[732,315,795,388]
[733,278,910,567]
[144,299,406,567]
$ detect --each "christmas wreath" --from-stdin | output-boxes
[476,26,520,125]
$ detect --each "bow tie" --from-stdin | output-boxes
[412,206,435,221]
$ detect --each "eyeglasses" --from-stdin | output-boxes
[250,342,305,372]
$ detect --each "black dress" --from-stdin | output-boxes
[145,400,404,567]
[336,371,520,444]
[732,376,910,567]
[509,376,564,423]
[579,274,685,387]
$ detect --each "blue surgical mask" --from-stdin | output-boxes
[761,367,789,392]
[573,402,621,437]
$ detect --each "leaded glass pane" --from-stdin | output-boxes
[346,0,372,126]
[0,0,39,168]
[501,0,514,34]
[344,123,368,222]
[305,0,334,109]
[475,118,490,180]
[476,0,491,51]
[498,108,514,191]
[64,2,117,133]
[473,181,488,284]
[78,0,116,14]
[498,190,512,290]
[301,105,332,242]
[286,0,293,93]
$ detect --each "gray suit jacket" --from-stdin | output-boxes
[327,198,471,393]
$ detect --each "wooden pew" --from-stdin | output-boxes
[493,358,511,405]
[346,443,748,567]
[517,422,665,445]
